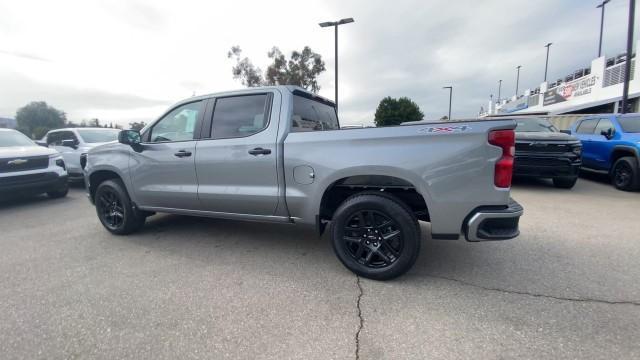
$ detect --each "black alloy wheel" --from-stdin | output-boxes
[98,188,125,230]
[94,179,146,235]
[331,193,421,280]
[614,162,632,188]
[342,210,403,269]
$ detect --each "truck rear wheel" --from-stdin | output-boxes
[95,179,146,235]
[611,156,640,191]
[330,193,421,280]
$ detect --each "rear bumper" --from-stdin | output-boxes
[464,199,523,242]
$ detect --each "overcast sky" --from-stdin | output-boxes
[0,0,638,126]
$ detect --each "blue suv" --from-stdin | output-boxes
[569,114,640,191]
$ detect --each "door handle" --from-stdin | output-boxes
[174,150,192,157]
[248,147,272,156]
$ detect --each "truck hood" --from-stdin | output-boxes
[515,131,578,142]
[0,145,58,158]
[79,141,117,153]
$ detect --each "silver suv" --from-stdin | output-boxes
[0,129,68,199]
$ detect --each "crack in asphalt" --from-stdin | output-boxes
[354,275,364,360]
[426,273,640,306]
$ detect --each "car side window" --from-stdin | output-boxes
[209,94,269,139]
[46,132,59,146]
[60,131,78,144]
[149,101,202,142]
[291,95,339,132]
[594,118,615,136]
[576,119,598,134]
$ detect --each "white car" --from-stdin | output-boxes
[0,128,68,198]
[40,128,121,180]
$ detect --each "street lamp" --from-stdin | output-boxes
[319,17,354,113]
[621,0,635,113]
[597,0,611,57]
[443,86,453,120]
[544,43,552,81]
[515,65,522,97]
[498,79,502,103]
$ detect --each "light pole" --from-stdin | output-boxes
[443,86,453,120]
[544,43,552,81]
[319,17,354,114]
[515,65,522,97]
[498,79,502,103]
[597,0,611,57]
[621,0,635,113]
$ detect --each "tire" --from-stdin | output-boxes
[47,182,69,198]
[94,179,146,235]
[552,176,578,189]
[330,193,421,281]
[611,156,640,191]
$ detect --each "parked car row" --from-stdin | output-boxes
[491,113,640,192]
[0,127,121,200]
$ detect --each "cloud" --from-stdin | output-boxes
[0,71,170,123]
[0,50,51,62]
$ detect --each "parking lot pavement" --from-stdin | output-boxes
[1,177,639,359]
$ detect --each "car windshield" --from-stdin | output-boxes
[515,118,558,132]
[0,130,36,147]
[76,129,120,143]
[618,117,640,133]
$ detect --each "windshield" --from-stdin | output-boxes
[515,118,558,132]
[76,129,120,143]
[618,117,640,133]
[0,130,36,147]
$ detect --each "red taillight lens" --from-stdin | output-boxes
[488,129,515,188]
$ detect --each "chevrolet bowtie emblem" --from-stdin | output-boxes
[8,159,28,165]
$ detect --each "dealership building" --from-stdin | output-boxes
[482,40,639,119]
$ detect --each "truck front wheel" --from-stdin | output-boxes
[330,193,421,280]
[95,179,146,235]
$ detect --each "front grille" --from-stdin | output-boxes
[515,142,570,153]
[0,172,56,186]
[0,155,49,173]
[515,157,571,167]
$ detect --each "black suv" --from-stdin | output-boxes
[512,117,582,188]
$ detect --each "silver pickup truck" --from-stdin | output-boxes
[84,86,522,280]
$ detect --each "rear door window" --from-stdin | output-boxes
[210,94,270,139]
[291,95,339,132]
[576,119,598,134]
[594,118,615,136]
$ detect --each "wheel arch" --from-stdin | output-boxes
[88,169,126,203]
[317,174,430,235]
[610,146,639,172]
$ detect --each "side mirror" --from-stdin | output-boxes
[560,129,571,135]
[61,139,78,149]
[600,129,613,140]
[119,130,142,150]
[35,140,48,147]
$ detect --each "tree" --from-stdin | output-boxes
[129,121,146,131]
[88,118,101,127]
[228,45,326,93]
[15,101,66,138]
[374,97,424,127]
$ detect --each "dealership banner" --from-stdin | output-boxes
[498,96,528,114]
[543,75,599,106]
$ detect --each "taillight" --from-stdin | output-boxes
[488,129,515,188]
